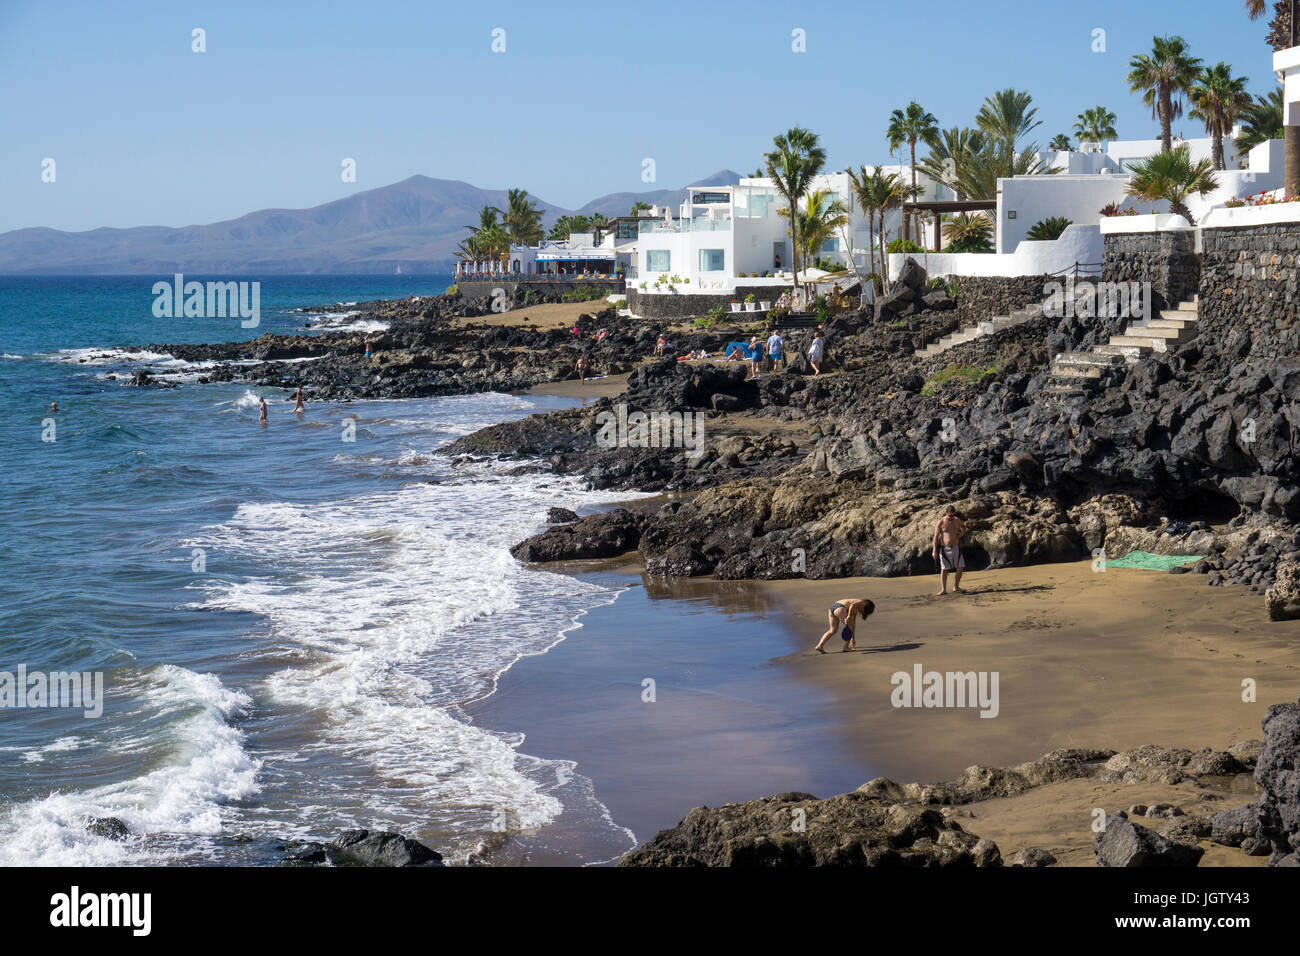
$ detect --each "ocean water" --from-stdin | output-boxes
[0,275,642,866]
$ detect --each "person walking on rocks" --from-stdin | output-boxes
[807,332,825,376]
[815,597,875,653]
[933,505,967,595]
[766,330,785,372]
[575,354,588,383]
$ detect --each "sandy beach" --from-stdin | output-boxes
[754,559,1300,864]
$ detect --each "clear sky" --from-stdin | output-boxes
[0,0,1280,233]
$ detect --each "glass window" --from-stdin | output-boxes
[698,249,725,271]
[647,249,671,272]
[820,238,840,253]
[750,195,768,218]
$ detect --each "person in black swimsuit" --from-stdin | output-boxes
[815,597,875,653]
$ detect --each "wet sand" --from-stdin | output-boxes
[525,372,629,401]
[464,566,875,860]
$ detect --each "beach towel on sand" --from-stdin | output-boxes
[1105,550,1203,570]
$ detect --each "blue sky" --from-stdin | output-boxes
[0,0,1280,232]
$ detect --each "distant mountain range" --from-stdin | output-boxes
[0,170,743,275]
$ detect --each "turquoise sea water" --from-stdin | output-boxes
[0,275,643,865]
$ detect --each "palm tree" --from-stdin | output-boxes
[886,101,939,242]
[1048,134,1073,152]
[920,127,989,201]
[629,200,651,216]
[951,143,1053,201]
[1236,88,1284,153]
[1125,145,1220,224]
[849,165,912,278]
[495,188,544,247]
[1127,36,1203,152]
[1189,62,1253,169]
[764,126,827,295]
[942,212,994,253]
[1073,106,1119,148]
[547,213,592,241]
[779,189,849,272]
[976,89,1041,158]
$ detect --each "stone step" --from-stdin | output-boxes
[1159,309,1197,322]
[1108,334,1172,350]
[1117,325,1184,341]
[1052,363,1103,379]
[1093,343,1145,360]
[1147,317,1194,331]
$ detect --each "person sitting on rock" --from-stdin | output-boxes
[933,505,968,595]
[815,598,875,653]
[654,335,667,357]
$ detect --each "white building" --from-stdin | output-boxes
[626,170,951,296]
[891,132,1285,280]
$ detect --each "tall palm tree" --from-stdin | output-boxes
[1048,134,1073,151]
[1189,62,1253,169]
[920,126,989,201]
[779,189,849,272]
[495,188,544,247]
[1236,88,1284,152]
[1073,106,1119,147]
[886,101,939,242]
[1127,36,1203,152]
[976,88,1042,158]
[1125,145,1220,224]
[848,166,912,278]
[951,141,1054,201]
[547,213,592,241]
[764,126,827,295]
[629,200,652,216]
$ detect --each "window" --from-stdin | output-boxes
[646,249,671,272]
[698,249,725,271]
[820,238,840,253]
[750,195,768,218]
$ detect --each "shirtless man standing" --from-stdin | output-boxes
[815,597,875,653]
[932,505,967,595]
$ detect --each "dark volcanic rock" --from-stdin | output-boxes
[1094,813,1204,867]
[1254,696,1300,865]
[619,791,1001,867]
[510,508,647,562]
[85,817,130,841]
[546,507,579,524]
[1210,803,1264,850]
[325,829,443,867]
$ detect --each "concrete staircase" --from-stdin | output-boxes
[1041,297,1201,403]
[914,304,1043,359]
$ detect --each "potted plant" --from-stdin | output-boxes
[759,298,771,311]
[744,293,757,312]
[730,299,742,313]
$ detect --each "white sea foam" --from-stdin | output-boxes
[300,310,388,334]
[185,462,648,860]
[0,665,260,866]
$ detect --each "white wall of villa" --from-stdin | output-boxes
[889,223,1103,280]
[627,169,950,293]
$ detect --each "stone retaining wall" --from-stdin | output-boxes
[453,279,623,308]
[950,274,1054,326]
[627,286,784,322]
[1199,223,1300,362]
[1103,231,1199,312]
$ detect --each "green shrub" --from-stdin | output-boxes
[444,283,459,296]
[921,365,996,396]
[1026,216,1072,241]
[561,285,609,303]
[886,238,924,254]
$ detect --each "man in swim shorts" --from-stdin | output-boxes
[815,597,875,653]
[932,505,967,595]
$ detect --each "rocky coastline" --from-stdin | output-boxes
[133,258,1300,865]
